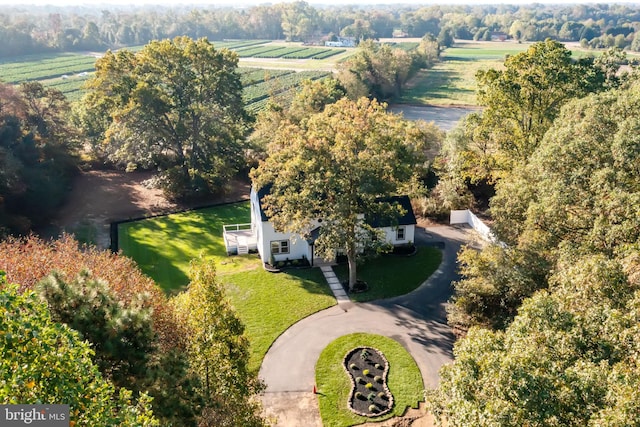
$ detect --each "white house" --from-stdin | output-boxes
[224,186,416,266]
[324,37,357,48]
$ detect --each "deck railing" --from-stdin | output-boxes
[223,223,253,233]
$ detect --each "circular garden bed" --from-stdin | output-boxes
[343,347,394,417]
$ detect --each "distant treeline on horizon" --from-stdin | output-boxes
[1,2,640,57]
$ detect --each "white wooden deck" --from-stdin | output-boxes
[223,224,258,255]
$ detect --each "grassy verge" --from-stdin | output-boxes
[223,265,335,372]
[316,333,424,427]
[118,202,336,371]
[334,247,442,302]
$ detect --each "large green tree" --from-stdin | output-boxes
[172,257,266,427]
[448,75,640,333]
[79,36,248,200]
[430,253,640,427]
[0,274,158,426]
[448,39,607,188]
[0,82,77,235]
[252,97,431,290]
[337,40,424,101]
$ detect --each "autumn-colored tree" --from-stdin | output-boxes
[0,234,180,350]
[252,97,431,290]
[0,276,159,427]
[172,256,266,427]
[0,235,211,426]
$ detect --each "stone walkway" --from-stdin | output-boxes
[319,265,351,309]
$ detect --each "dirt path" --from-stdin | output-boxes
[48,170,250,249]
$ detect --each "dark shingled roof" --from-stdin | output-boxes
[256,185,272,222]
[255,186,416,228]
[367,195,417,228]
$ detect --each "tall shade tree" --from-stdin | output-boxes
[0,82,78,234]
[0,276,158,427]
[465,39,607,184]
[429,254,640,427]
[172,257,266,427]
[337,40,424,101]
[448,77,640,334]
[79,36,248,200]
[251,97,430,290]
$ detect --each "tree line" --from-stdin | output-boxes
[422,40,640,426]
[2,2,640,57]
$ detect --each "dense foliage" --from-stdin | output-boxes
[0,234,178,349]
[337,39,427,101]
[2,3,640,57]
[0,82,78,236]
[431,75,640,426]
[252,97,435,290]
[0,276,158,426]
[37,271,156,391]
[431,254,640,427]
[78,36,248,200]
[0,236,267,426]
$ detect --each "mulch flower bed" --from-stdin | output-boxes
[343,347,394,417]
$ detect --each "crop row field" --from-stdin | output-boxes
[243,69,329,111]
[235,44,344,59]
[0,54,97,83]
[384,41,420,51]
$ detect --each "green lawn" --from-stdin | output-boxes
[316,333,424,427]
[117,202,336,371]
[118,203,443,371]
[334,247,442,302]
[118,202,254,290]
[223,265,335,371]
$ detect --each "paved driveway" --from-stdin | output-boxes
[260,225,471,426]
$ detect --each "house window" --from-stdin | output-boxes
[396,227,405,241]
[271,240,289,255]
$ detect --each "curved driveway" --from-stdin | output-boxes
[260,225,471,426]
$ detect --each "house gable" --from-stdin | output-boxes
[251,186,417,261]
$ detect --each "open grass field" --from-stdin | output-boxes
[315,333,424,426]
[399,41,531,106]
[333,247,442,302]
[117,201,336,371]
[398,40,640,106]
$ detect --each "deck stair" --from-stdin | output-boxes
[237,236,249,255]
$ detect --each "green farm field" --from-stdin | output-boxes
[398,40,639,106]
[399,41,531,106]
[0,40,344,111]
